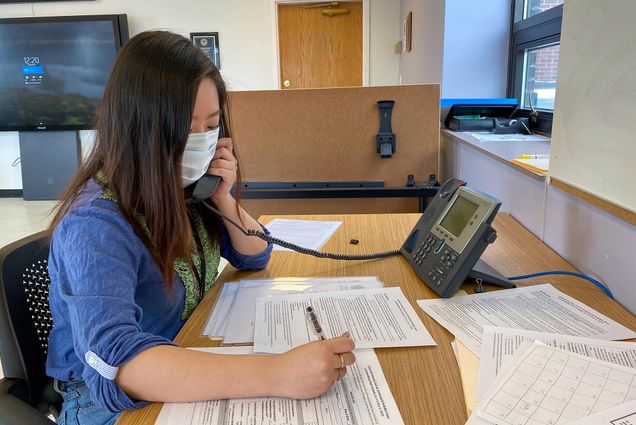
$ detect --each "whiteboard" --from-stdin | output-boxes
[550,0,636,213]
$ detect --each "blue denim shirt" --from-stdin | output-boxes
[46,181,272,412]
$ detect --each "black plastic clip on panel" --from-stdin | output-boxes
[376,100,396,158]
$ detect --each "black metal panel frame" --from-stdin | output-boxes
[235,184,439,213]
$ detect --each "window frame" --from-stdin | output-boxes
[507,2,563,135]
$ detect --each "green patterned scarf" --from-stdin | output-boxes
[99,189,221,320]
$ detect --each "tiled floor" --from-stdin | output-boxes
[0,198,58,249]
[0,197,228,380]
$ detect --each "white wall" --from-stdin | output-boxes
[369,0,401,86]
[544,184,636,314]
[441,0,511,98]
[0,132,21,190]
[398,0,445,85]
[0,0,401,190]
[0,0,279,90]
[549,0,636,213]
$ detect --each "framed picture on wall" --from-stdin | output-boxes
[402,11,412,53]
[190,32,220,69]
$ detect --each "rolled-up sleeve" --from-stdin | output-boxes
[54,208,174,412]
[220,224,272,270]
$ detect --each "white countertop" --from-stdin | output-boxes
[441,129,551,176]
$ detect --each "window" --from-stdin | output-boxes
[522,0,564,20]
[508,1,564,134]
[522,43,559,110]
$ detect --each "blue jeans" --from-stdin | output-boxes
[53,380,119,425]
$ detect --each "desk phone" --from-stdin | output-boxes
[401,178,507,297]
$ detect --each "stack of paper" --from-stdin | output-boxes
[252,286,437,353]
[203,276,384,343]
[473,342,636,425]
[416,284,636,424]
[417,284,636,357]
[156,347,407,425]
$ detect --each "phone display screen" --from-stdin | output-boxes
[439,196,479,237]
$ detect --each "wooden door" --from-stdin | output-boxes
[278,2,362,89]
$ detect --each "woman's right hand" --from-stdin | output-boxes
[272,333,356,399]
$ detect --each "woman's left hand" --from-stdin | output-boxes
[207,137,237,203]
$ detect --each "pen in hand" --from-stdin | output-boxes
[305,306,326,340]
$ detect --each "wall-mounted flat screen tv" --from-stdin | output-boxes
[0,14,128,131]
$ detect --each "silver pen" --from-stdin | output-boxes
[305,306,326,340]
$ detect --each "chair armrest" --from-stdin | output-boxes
[0,379,56,425]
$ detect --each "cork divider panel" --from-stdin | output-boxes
[228,85,440,215]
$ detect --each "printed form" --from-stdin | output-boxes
[253,287,436,353]
[477,326,636,401]
[155,348,405,425]
[222,277,383,344]
[416,284,636,356]
[476,342,636,425]
[265,218,342,252]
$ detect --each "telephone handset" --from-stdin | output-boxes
[187,118,225,203]
[400,178,514,297]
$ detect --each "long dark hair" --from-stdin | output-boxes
[50,31,238,289]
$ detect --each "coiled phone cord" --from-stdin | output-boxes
[201,201,401,260]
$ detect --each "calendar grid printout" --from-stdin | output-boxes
[477,342,636,425]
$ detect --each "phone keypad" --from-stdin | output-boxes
[414,234,461,287]
[422,245,460,287]
[413,234,436,265]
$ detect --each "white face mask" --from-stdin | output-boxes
[180,128,220,188]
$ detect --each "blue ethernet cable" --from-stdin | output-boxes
[507,271,614,299]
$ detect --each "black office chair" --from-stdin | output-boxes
[0,231,60,424]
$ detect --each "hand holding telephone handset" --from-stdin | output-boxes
[191,176,514,297]
[183,118,225,202]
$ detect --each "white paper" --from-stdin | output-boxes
[477,326,636,402]
[416,284,636,356]
[476,342,636,425]
[566,398,636,424]
[253,287,436,353]
[222,276,382,344]
[202,282,240,338]
[155,347,405,425]
[469,133,547,142]
[265,218,342,252]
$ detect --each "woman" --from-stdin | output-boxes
[46,31,355,425]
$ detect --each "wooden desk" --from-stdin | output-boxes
[118,213,636,425]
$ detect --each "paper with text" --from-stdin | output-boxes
[477,326,636,402]
[221,277,383,344]
[417,284,636,356]
[265,218,342,252]
[476,342,636,425]
[155,347,405,425]
[253,287,436,353]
